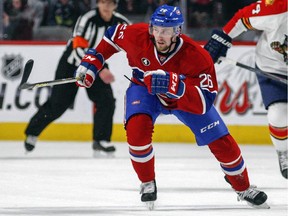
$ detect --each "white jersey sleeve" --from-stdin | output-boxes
[223,0,287,76]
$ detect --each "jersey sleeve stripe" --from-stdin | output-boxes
[73,36,89,49]
[241,17,255,30]
[195,86,206,114]
[103,36,122,51]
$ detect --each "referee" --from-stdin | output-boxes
[24,0,131,155]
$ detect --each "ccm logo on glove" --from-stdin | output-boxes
[84,55,97,61]
[170,73,179,93]
[144,69,186,99]
[75,48,104,88]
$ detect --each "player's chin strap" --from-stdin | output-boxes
[150,35,179,55]
[164,36,178,54]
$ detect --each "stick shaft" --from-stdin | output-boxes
[20,77,78,90]
[219,57,287,85]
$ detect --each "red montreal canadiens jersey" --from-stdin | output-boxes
[96,23,217,114]
[223,0,287,75]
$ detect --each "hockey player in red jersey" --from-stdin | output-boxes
[74,4,269,209]
[204,0,287,179]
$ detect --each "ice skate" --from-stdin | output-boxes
[277,150,288,179]
[140,180,157,210]
[24,135,37,153]
[92,140,116,158]
[236,185,270,209]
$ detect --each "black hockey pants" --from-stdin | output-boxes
[25,55,115,141]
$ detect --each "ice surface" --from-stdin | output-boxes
[0,141,287,216]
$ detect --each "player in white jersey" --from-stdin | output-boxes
[204,0,287,179]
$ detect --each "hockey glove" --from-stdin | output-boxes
[144,69,186,99]
[75,48,104,88]
[204,29,232,63]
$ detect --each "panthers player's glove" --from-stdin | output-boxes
[75,48,104,88]
[204,29,232,63]
[144,69,186,99]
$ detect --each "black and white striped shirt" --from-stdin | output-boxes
[63,8,131,66]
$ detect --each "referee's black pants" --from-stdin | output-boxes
[25,55,115,142]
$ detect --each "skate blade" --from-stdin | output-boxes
[145,201,155,210]
[25,150,33,155]
[93,150,115,158]
[247,201,270,209]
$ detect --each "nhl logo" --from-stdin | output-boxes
[1,54,23,80]
[141,58,150,66]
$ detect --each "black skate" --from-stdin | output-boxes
[24,135,37,153]
[236,185,270,209]
[224,176,269,209]
[92,140,116,157]
[140,180,157,210]
[277,150,288,179]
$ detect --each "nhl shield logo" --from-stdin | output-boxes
[141,58,150,66]
[1,54,23,80]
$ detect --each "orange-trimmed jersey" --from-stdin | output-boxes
[223,0,287,76]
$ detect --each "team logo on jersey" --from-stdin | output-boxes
[270,35,288,64]
[159,56,166,63]
[1,54,23,80]
[141,58,150,66]
[265,0,275,6]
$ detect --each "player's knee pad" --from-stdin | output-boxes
[208,134,240,162]
[126,114,153,146]
[268,102,287,127]
[267,102,287,147]
[208,134,245,176]
[126,114,154,163]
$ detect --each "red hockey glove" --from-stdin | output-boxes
[75,48,104,88]
[144,69,186,99]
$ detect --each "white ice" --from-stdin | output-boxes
[0,141,287,216]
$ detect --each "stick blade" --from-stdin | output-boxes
[18,82,34,90]
[19,59,34,90]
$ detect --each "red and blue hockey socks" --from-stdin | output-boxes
[126,114,155,182]
[208,134,250,191]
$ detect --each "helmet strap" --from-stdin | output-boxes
[164,37,177,54]
[151,36,179,56]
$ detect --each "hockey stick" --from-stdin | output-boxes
[219,57,287,85]
[19,77,80,90]
[19,59,34,90]
[18,59,82,90]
